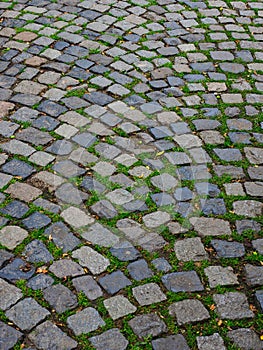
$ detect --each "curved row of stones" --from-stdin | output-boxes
[0,0,263,349]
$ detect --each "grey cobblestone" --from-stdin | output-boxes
[5,297,50,330]
[169,299,210,325]
[67,307,105,335]
[43,284,78,313]
[89,328,129,350]
[0,321,22,350]
[213,292,254,320]
[0,0,263,346]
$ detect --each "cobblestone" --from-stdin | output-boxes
[72,246,110,275]
[0,226,28,250]
[152,335,190,350]
[204,266,238,288]
[128,313,167,339]
[0,278,23,310]
[67,307,105,335]
[227,328,263,350]
[23,240,53,263]
[162,271,204,293]
[104,295,137,320]
[211,239,245,258]
[5,297,50,330]
[89,328,129,350]
[1,0,263,347]
[43,284,78,313]
[169,299,210,325]
[196,333,226,350]
[29,321,77,350]
[174,237,208,261]
[98,270,131,294]
[244,264,263,286]
[213,292,254,320]
[132,283,166,305]
[0,258,35,281]
[0,321,22,350]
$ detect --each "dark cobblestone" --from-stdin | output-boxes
[43,283,78,313]
[1,0,263,346]
[162,271,204,293]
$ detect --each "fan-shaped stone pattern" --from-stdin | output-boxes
[1,0,263,347]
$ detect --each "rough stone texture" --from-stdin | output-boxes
[197,333,226,350]
[132,283,167,306]
[174,237,208,261]
[190,217,231,236]
[127,259,153,281]
[152,335,190,350]
[72,246,110,275]
[0,226,28,249]
[61,206,94,228]
[213,292,254,320]
[98,270,131,294]
[0,321,22,350]
[252,239,263,255]
[23,239,53,263]
[29,321,77,350]
[1,1,263,346]
[169,299,210,325]
[0,200,29,218]
[244,264,263,286]
[245,147,263,164]
[0,173,12,189]
[211,239,245,258]
[0,278,23,310]
[89,328,129,350]
[0,258,35,282]
[227,328,263,350]
[143,211,171,228]
[67,307,105,335]
[82,223,119,247]
[43,284,78,313]
[152,258,172,272]
[110,241,141,261]
[27,274,54,291]
[233,200,263,217]
[255,290,263,312]
[5,297,50,330]
[162,271,204,293]
[72,276,103,300]
[5,183,42,202]
[128,313,167,338]
[49,259,84,278]
[44,222,80,252]
[0,251,13,268]
[104,295,137,320]
[90,200,118,219]
[204,266,238,288]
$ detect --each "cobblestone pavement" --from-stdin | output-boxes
[0,0,263,349]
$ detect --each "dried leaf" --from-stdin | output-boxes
[250,304,257,312]
[156,151,164,156]
[36,267,48,274]
[210,304,216,311]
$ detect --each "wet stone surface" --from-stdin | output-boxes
[0,0,263,348]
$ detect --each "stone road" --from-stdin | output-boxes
[0,0,263,349]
